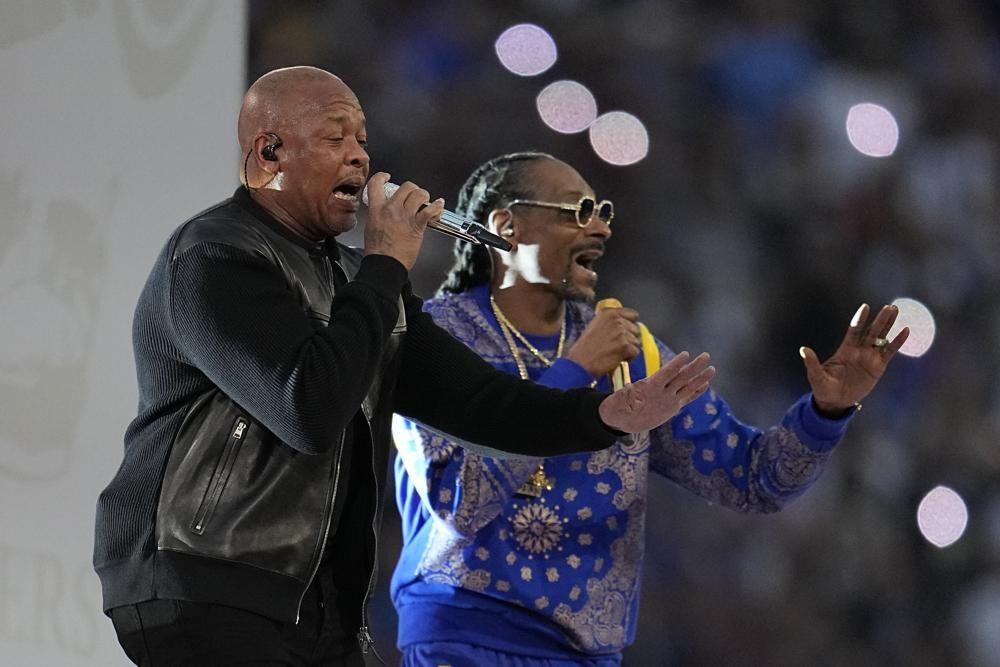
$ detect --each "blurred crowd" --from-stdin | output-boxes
[248,0,1000,664]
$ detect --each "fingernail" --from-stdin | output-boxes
[799,346,807,359]
[850,304,866,327]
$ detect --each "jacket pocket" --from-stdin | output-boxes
[189,416,248,535]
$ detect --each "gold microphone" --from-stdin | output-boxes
[595,298,632,390]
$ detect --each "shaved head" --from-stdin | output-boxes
[238,66,359,150]
[236,66,370,240]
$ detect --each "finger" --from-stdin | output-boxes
[677,369,715,405]
[649,351,689,386]
[616,308,640,322]
[863,305,897,345]
[679,382,712,408]
[625,330,642,348]
[877,304,900,338]
[665,353,712,392]
[679,365,715,393]
[415,198,445,228]
[594,308,618,323]
[798,346,823,384]
[402,186,431,217]
[387,180,418,206]
[845,303,869,346]
[622,319,641,338]
[883,326,909,359]
[365,172,392,207]
[623,342,640,360]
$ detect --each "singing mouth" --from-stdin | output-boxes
[573,247,604,272]
[332,180,363,202]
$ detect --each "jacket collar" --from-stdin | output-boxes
[232,187,341,261]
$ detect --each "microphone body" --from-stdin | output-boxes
[595,298,632,390]
[361,181,512,251]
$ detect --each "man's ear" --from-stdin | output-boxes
[252,134,281,175]
[488,209,515,241]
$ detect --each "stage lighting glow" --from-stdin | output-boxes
[536,80,597,134]
[846,103,899,157]
[589,111,649,166]
[917,486,968,548]
[495,24,557,77]
[888,297,936,357]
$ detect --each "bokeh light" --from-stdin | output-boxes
[589,111,649,166]
[888,297,936,357]
[846,102,899,157]
[917,486,968,548]
[536,80,597,134]
[494,24,557,77]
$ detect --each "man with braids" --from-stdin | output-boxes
[391,152,909,666]
[93,70,714,666]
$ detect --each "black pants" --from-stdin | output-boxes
[109,566,364,666]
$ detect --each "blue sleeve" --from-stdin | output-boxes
[535,357,596,389]
[645,336,853,513]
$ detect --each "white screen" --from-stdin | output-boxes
[0,2,245,664]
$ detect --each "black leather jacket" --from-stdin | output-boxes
[155,220,401,635]
[94,190,411,642]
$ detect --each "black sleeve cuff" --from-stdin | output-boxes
[353,254,409,303]
[579,390,625,444]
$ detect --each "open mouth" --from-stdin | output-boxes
[573,248,603,273]
[332,181,362,203]
[569,247,603,286]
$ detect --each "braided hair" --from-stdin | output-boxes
[438,151,554,294]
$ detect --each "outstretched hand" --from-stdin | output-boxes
[598,351,715,434]
[799,303,910,415]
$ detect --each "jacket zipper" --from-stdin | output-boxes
[295,429,346,624]
[297,253,351,625]
[357,420,386,665]
[326,252,385,662]
[190,417,247,534]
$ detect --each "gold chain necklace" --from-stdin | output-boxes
[489,295,566,370]
[489,294,564,497]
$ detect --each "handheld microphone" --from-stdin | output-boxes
[595,298,633,390]
[361,181,512,251]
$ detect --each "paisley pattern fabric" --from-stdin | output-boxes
[391,284,853,655]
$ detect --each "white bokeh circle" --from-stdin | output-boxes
[846,102,899,157]
[888,297,936,357]
[589,111,649,166]
[917,485,968,548]
[494,24,557,77]
[536,80,598,134]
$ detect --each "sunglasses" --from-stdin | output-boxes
[507,196,615,227]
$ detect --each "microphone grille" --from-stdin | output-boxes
[360,181,400,206]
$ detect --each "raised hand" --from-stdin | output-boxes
[799,303,910,416]
[598,351,715,434]
[363,172,445,270]
[566,306,642,377]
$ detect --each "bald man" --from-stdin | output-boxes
[93,67,714,665]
